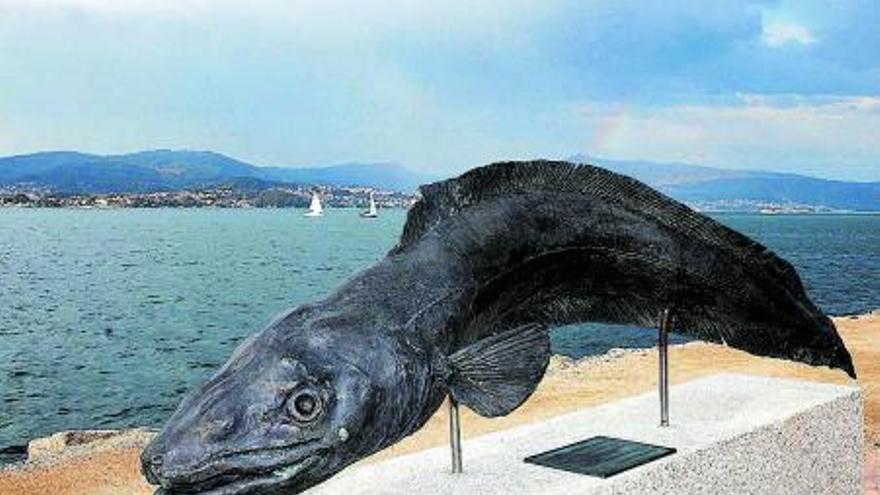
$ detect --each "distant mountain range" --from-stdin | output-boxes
[1,150,877,211]
[570,155,880,212]
[0,150,435,193]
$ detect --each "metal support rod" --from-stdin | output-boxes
[449,397,463,473]
[658,308,671,427]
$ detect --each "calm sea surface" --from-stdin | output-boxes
[1,209,878,459]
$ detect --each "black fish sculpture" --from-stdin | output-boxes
[141,161,855,494]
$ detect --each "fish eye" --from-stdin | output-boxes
[285,388,323,423]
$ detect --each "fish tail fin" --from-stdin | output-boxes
[446,323,550,417]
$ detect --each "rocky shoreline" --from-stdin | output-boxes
[2,312,878,494]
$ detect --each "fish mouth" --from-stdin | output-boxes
[153,453,321,495]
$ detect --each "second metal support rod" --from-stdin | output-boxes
[449,397,463,473]
[659,308,672,427]
[448,311,671,472]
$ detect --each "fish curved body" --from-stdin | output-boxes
[142,161,854,494]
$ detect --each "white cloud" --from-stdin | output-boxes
[0,0,558,50]
[1,0,876,180]
[0,0,552,22]
[0,0,196,13]
[576,95,880,180]
[762,22,816,47]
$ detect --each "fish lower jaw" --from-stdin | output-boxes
[156,457,317,495]
[273,456,317,480]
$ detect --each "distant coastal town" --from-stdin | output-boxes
[0,184,417,209]
[0,185,855,214]
[686,199,847,215]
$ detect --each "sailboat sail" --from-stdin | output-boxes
[361,192,378,218]
[305,192,323,217]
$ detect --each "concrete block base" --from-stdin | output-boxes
[307,374,863,495]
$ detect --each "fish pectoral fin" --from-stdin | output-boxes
[447,323,550,417]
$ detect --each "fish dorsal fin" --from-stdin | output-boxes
[393,161,798,289]
[446,324,550,417]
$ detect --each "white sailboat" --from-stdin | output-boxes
[360,192,378,218]
[304,192,323,217]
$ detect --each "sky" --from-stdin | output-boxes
[0,1,878,181]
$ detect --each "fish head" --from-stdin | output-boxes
[141,320,388,495]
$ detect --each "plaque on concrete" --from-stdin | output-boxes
[524,435,676,478]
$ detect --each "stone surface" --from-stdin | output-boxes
[26,429,155,464]
[306,374,863,495]
[28,431,119,461]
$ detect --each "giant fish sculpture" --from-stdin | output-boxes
[142,161,855,494]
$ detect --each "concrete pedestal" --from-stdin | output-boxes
[307,374,863,495]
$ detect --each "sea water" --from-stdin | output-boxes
[1,209,878,460]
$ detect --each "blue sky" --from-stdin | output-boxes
[0,1,878,180]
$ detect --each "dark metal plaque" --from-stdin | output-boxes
[524,436,676,478]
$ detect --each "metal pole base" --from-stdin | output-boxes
[449,397,463,473]
[659,308,671,427]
